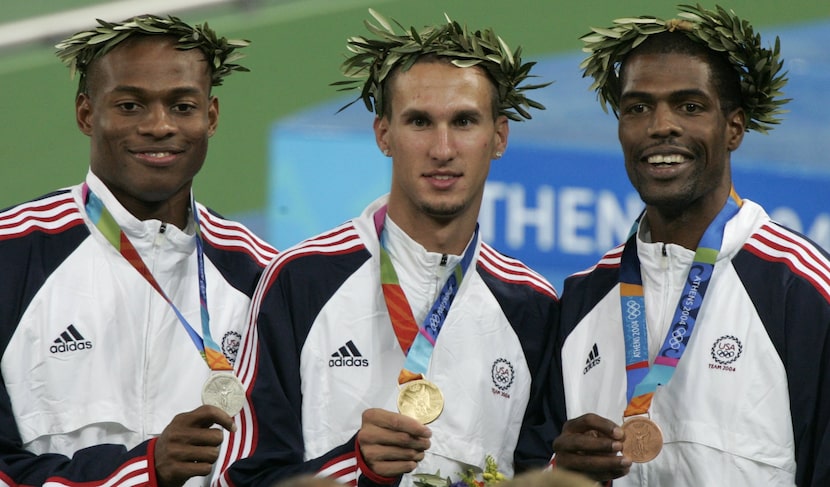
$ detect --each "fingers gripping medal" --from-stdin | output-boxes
[202,371,246,416]
[397,379,444,424]
[621,416,663,463]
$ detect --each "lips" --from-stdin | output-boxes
[130,148,184,165]
[646,153,688,164]
[424,171,460,189]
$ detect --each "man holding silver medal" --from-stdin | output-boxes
[213,10,560,487]
[553,4,830,486]
[0,15,276,487]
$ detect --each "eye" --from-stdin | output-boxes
[682,103,702,113]
[627,103,647,114]
[172,103,197,113]
[117,102,140,112]
[410,117,429,128]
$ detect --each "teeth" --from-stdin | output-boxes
[433,175,452,180]
[145,152,172,158]
[647,154,686,164]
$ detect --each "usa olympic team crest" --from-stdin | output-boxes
[709,335,743,372]
[491,358,515,397]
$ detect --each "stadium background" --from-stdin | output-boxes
[2,0,828,287]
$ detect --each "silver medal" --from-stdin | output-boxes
[201,371,246,416]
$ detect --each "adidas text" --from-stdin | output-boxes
[329,357,369,367]
[51,341,93,354]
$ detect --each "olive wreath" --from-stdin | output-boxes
[55,14,250,92]
[332,9,551,121]
[579,3,789,133]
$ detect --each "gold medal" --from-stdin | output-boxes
[202,371,246,417]
[397,379,444,424]
[621,416,663,463]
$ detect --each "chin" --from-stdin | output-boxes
[421,201,467,218]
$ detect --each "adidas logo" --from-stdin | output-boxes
[583,343,601,374]
[50,324,94,354]
[329,340,369,367]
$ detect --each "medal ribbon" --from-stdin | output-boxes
[83,184,231,371]
[620,188,741,417]
[373,206,477,384]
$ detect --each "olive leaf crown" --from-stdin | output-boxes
[580,3,789,133]
[332,9,552,121]
[55,14,250,93]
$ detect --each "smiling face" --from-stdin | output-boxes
[617,52,745,225]
[76,36,218,225]
[374,60,508,251]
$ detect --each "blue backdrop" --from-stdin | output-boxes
[266,21,830,290]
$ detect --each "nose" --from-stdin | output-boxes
[428,125,455,161]
[648,104,681,138]
[138,104,176,138]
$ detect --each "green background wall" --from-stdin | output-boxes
[1,0,828,215]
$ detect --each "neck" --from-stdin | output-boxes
[116,190,191,230]
[645,196,730,250]
[386,208,475,256]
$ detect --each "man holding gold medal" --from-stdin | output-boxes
[553,4,830,486]
[0,15,276,487]
[213,10,559,487]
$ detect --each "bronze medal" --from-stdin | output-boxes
[621,416,663,463]
[202,371,246,417]
[397,379,444,424]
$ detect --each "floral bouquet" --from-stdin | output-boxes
[413,455,507,487]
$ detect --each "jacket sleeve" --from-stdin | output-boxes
[212,252,396,487]
[0,220,159,486]
[512,294,560,473]
[0,399,157,487]
[735,244,830,486]
[781,273,830,486]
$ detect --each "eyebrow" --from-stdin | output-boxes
[110,85,206,97]
[621,88,711,103]
[399,108,483,120]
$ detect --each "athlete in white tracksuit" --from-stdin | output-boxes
[0,172,277,486]
[213,196,560,487]
[559,200,830,486]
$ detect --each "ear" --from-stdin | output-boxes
[208,96,219,137]
[76,93,94,136]
[726,107,746,152]
[373,115,389,155]
[492,115,509,158]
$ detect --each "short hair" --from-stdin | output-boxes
[334,9,550,121]
[55,14,250,95]
[579,4,789,133]
[619,31,743,117]
[379,54,501,121]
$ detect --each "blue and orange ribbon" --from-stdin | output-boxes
[619,188,742,417]
[373,205,476,385]
[83,184,231,371]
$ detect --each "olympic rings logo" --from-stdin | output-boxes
[625,300,641,320]
[668,327,687,349]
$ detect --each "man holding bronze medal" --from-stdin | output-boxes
[0,15,276,487]
[213,10,559,487]
[552,4,830,486]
